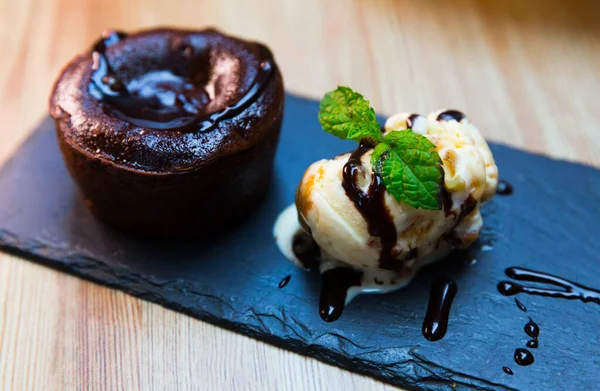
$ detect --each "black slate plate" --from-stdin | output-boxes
[1,94,599,391]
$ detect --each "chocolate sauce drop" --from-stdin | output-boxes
[524,318,539,339]
[514,348,534,366]
[502,367,514,375]
[497,180,514,196]
[526,339,539,349]
[89,31,275,133]
[342,143,398,270]
[524,317,539,349]
[497,281,522,296]
[436,110,466,122]
[278,275,291,289]
[319,268,363,322]
[498,267,600,305]
[422,279,458,341]
[291,231,321,271]
[515,298,527,312]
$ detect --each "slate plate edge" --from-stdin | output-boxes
[0,226,516,391]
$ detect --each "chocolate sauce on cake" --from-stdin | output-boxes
[90,30,274,133]
[342,143,398,270]
[498,267,600,304]
[90,31,128,94]
[422,279,458,341]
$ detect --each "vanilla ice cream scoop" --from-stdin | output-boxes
[274,109,498,322]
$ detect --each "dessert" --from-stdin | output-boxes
[50,28,284,237]
[274,86,498,321]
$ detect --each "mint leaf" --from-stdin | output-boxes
[318,86,383,144]
[370,142,388,172]
[371,130,443,210]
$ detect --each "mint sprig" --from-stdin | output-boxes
[318,86,383,145]
[318,86,443,210]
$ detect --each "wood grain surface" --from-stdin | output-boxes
[1,0,599,390]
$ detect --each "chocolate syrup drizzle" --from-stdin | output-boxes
[406,114,424,128]
[502,316,539,372]
[291,231,321,271]
[498,267,600,305]
[498,267,600,372]
[524,317,540,349]
[290,231,364,322]
[501,282,545,373]
[319,268,362,322]
[422,280,458,341]
[89,30,274,132]
[341,142,399,270]
[524,318,539,339]
[526,339,539,349]
[436,110,466,122]
[515,298,527,312]
[456,195,477,223]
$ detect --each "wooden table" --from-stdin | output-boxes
[1,0,599,389]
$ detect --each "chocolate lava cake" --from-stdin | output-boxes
[49,28,284,237]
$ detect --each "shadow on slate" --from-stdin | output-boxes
[1,94,599,391]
